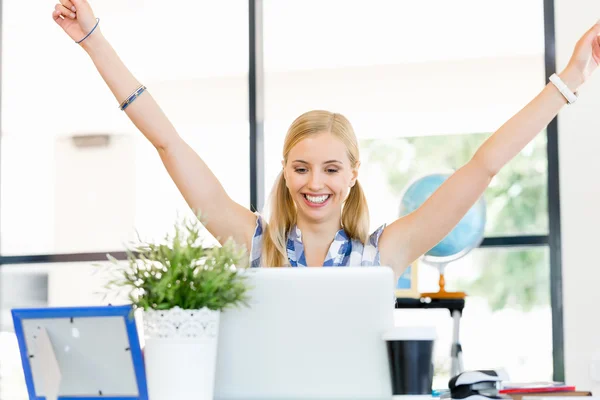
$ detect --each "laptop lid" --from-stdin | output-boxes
[214,267,395,400]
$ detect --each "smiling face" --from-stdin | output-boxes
[283,132,358,225]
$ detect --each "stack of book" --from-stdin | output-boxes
[500,382,591,400]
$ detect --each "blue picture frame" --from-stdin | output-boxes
[11,305,148,400]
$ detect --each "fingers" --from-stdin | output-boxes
[52,8,66,26]
[59,0,77,13]
[70,0,87,8]
[54,3,76,19]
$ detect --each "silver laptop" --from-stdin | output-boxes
[214,267,396,400]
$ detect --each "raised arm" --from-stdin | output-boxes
[52,0,257,250]
[379,21,600,277]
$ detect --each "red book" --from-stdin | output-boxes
[500,386,576,394]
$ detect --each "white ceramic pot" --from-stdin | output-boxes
[142,306,220,400]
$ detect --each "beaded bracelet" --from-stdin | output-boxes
[119,85,147,111]
[76,18,100,44]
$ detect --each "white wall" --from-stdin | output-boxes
[54,135,136,253]
[555,0,600,391]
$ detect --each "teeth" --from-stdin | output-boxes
[305,194,329,204]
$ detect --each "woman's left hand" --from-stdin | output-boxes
[563,20,600,89]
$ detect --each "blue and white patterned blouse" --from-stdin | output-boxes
[250,213,386,268]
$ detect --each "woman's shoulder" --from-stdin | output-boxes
[252,211,266,238]
[347,223,387,266]
[366,223,387,248]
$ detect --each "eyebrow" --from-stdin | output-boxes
[292,159,343,165]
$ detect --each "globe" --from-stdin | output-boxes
[400,173,486,262]
[399,173,486,298]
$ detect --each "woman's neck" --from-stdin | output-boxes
[295,216,342,266]
[295,216,342,241]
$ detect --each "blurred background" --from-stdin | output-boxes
[2,0,600,398]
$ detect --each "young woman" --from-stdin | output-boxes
[52,1,600,278]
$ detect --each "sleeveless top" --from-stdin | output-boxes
[249,213,386,268]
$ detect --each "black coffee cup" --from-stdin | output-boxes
[383,326,436,395]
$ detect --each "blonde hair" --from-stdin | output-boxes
[262,110,370,267]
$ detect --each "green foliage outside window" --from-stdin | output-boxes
[362,133,549,311]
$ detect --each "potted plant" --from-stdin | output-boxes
[104,214,250,400]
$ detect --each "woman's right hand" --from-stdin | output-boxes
[52,0,100,45]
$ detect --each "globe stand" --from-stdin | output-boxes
[420,263,465,378]
[420,264,466,299]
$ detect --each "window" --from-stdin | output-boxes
[361,133,548,236]
[0,0,249,255]
[262,0,547,231]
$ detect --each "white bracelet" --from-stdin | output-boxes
[549,73,578,104]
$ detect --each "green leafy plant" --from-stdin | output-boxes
[103,214,251,311]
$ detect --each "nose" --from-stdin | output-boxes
[307,170,325,191]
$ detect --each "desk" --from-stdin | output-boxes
[396,297,465,377]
